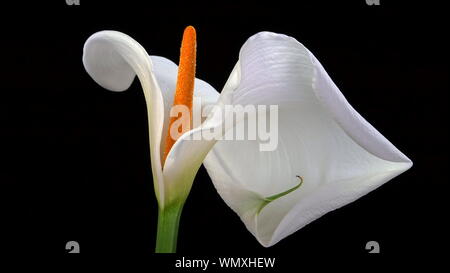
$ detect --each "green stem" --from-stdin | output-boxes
[155,203,184,253]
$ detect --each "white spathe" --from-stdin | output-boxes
[82,31,220,207]
[82,30,412,248]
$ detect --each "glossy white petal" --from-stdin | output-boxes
[203,32,412,247]
[83,31,218,207]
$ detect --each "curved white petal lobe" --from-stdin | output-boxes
[83,30,166,204]
[203,32,412,247]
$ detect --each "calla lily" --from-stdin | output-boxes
[83,27,412,251]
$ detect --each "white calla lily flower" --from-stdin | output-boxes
[83,27,412,251]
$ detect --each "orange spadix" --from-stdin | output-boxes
[163,26,197,165]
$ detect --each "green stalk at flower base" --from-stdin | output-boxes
[155,203,184,253]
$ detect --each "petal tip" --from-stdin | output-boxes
[82,31,140,92]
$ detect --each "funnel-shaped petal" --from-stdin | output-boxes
[203,32,412,247]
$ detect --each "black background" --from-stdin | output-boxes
[1,0,448,268]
